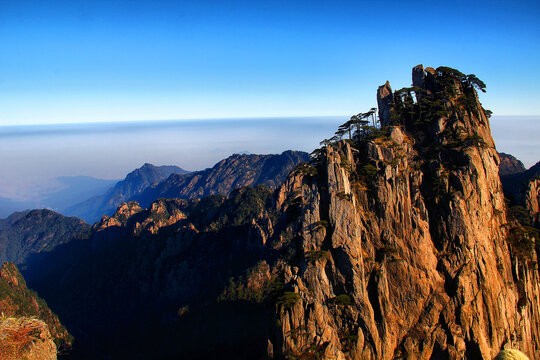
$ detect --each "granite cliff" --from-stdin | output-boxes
[261,65,540,359]
[23,66,539,359]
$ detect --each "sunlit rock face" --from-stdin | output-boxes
[267,65,539,359]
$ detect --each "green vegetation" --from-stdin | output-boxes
[360,164,377,178]
[506,206,539,259]
[328,294,352,306]
[188,185,273,230]
[312,220,330,229]
[276,291,301,308]
[295,162,318,176]
[390,66,490,130]
[305,250,328,263]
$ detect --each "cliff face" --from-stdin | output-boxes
[524,177,540,226]
[267,65,539,359]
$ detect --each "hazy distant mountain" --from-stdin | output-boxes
[41,176,118,212]
[133,150,310,208]
[0,197,33,218]
[65,163,189,223]
[0,176,118,218]
[0,209,90,265]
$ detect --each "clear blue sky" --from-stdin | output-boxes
[0,0,539,125]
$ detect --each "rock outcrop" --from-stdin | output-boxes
[0,262,72,354]
[376,81,393,126]
[0,316,57,360]
[524,177,540,227]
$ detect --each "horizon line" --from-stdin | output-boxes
[1,114,539,128]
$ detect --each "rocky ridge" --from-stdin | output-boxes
[133,150,309,209]
[65,163,188,222]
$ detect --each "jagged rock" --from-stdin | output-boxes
[376,81,393,126]
[133,150,309,209]
[412,64,425,89]
[524,178,540,227]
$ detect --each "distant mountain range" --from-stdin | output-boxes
[42,176,118,213]
[0,176,118,218]
[65,152,308,223]
[133,150,310,208]
[64,164,189,222]
[0,197,32,219]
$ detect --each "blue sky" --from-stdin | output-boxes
[1,0,539,125]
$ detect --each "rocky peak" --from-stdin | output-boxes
[132,150,309,208]
[376,81,393,126]
[94,198,188,237]
[266,65,539,359]
[412,64,425,88]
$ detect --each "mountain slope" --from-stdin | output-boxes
[498,152,526,176]
[64,164,188,223]
[501,161,540,197]
[23,66,540,359]
[0,210,90,265]
[133,150,309,208]
[0,262,72,353]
